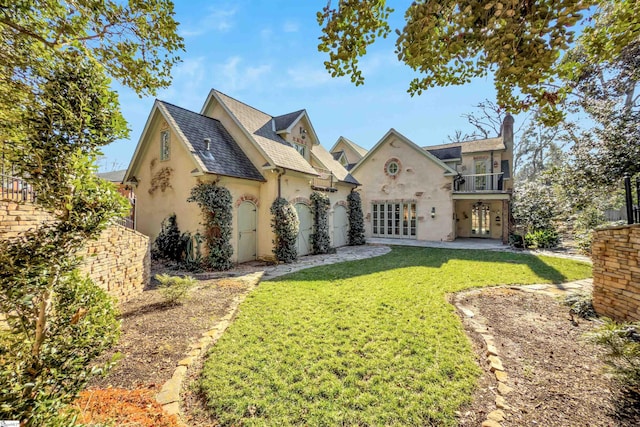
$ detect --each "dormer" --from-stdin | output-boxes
[273,109,320,161]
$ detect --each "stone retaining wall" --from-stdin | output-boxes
[0,199,149,303]
[591,224,640,322]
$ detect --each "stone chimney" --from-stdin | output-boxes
[502,114,514,151]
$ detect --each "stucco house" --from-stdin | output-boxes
[338,115,514,243]
[124,89,359,263]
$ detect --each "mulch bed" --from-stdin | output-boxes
[457,287,640,427]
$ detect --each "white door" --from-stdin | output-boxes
[295,203,312,256]
[237,201,257,263]
[333,205,348,247]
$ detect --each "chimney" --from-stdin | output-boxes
[204,138,211,151]
[502,114,514,150]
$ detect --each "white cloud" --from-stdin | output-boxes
[179,7,237,37]
[283,21,299,33]
[283,64,340,89]
[214,56,273,92]
[156,57,208,108]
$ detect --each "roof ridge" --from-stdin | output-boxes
[157,99,225,123]
[212,89,275,119]
[274,108,305,119]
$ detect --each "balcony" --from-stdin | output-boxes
[1,174,36,202]
[454,173,505,193]
[311,168,337,192]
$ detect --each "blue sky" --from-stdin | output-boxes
[101,0,502,171]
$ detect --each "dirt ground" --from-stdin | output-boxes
[88,264,252,390]
[88,262,638,426]
[456,287,640,427]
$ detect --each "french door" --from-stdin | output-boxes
[471,203,491,237]
[372,202,416,238]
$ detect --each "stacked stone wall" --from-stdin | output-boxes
[0,200,149,303]
[592,224,640,322]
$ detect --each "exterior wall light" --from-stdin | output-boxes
[431,207,436,218]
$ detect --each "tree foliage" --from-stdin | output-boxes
[0,58,128,425]
[318,0,638,118]
[152,214,189,263]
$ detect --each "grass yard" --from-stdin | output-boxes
[200,247,592,426]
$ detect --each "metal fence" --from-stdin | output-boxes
[1,174,36,202]
[624,174,640,224]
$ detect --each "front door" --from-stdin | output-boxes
[237,201,257,263]
[471,203,491,237]
[295,203,312,256]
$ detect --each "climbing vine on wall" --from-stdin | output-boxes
[347,190,366,245]
[270,197,299,263]
[148,166,173,195]
[187,182,233,271]
[310,191,332,254]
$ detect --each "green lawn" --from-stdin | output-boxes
[200,247,591,426]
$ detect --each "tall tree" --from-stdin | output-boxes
[318,0,638,119]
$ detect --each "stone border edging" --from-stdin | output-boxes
[452,278,593,427]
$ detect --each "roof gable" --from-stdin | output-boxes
[330,136,368,159]
[202,89,318,176]
[125,101,264,183]
[350,129,457,175]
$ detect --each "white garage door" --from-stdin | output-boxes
[295,203,312,256]
[333,205,348,248]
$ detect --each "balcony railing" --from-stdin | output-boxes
[1,174,36,202]
[454,173,504,193]
[311,168,336,191]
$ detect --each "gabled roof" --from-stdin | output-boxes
[351,128,458,176]
[97,169,127,183]
[125,100,265,183]
[202,90,318,176]
[427,146,462,161]
[330,136,368,159]
[273,109,305,132]
[310,144,360,186]
[424,136,505,154]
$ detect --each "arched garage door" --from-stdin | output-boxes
[237,201,257,263]
[295,203,312,256]
[333,205,348,248]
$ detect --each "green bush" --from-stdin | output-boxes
[564,292,597,319]
[524,229,559,249]
[588,319,640,389]
[270,197,299,263]
[509,233,525,248]
[310,191,332,254]
[155,273,197,305]
[152,213,189,262]
[347,191,365,245]
[188,182,233,271]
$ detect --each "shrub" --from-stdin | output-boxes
[509,233,524,248]
[270,197,299,263]
[155,274,197,305]
[188,182,233,271]
[310,191,332,254]
[564,292,597,319]
[588,319,640,389]
[524,229,560,249]
[347,191,365,245]
[152,214,188,262]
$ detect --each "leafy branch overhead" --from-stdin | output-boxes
[317,0,639,118]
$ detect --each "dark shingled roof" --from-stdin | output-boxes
[273,110,304,132]
[427,146,461,161]
[158,101,264,182]
[97,169,127,183]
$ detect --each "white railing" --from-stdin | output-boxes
[455,173,504,192]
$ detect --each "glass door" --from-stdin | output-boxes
[471,203,491,237]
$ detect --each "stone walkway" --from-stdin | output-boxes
[159,241,593,422]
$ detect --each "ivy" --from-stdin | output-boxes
[310,191,332,254]
[347,191,366,245]
[187,182,233,271]
[270,198,299,263]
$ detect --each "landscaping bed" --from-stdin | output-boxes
[457,287,640,427]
